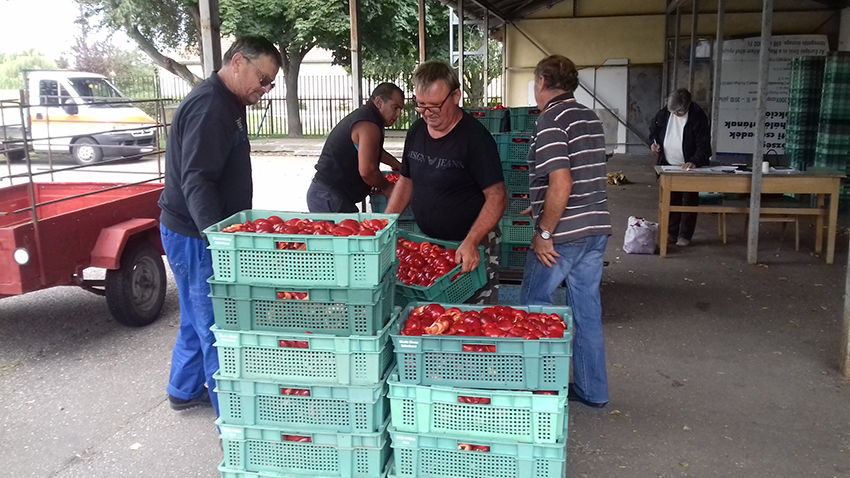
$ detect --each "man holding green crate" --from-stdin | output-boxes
[386,61,506,304]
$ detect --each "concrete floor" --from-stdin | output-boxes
[0,149,848,477]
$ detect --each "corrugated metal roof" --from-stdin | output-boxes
[437,0,850,23]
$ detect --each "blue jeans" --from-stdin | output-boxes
[519,234,609,403]
[306,179,360,213]
[160,224,220,416]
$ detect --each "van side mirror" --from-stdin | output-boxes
[62,99,78,116]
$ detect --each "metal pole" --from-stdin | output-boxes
[349,0,363,107]
[688,0,699,93]
[502,23,508,104]
[673,6,681,90]
[747,0,773,265]
[710,0,726,157]
[419,0,426,63]
[18,89,47,286]
[841,233,850,378]
[661,3,671,108]
[458,0,464,105]
[198,0,222,78]
[483,12,489,107]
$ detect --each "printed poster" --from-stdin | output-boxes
[717,35,828,155]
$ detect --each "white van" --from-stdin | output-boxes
[2,71,157,165]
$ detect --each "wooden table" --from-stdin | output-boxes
[655,166,845,263]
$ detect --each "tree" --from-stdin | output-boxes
[63,4,157,80]
[0,51,56,90]
[78,0,203,86]
[331,0,450,83]
[220,0,350,138]
[461,32,503,107]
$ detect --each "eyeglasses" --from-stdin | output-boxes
[246,58,276,91]
[414,89,457,114]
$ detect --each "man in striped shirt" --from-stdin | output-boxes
[519,55,612,408]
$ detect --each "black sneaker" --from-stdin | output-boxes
[568,384,608,408]
[168,389,212,411]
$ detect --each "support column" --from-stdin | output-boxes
[710,0,726,156]
[349,0,363,107]
[688,0,699,93]
[483,12,489,106]
[199,0,221,78]
[458,0,464,105]
[419,0,426,63]
[747,0,773,265]
[673,6,681,90]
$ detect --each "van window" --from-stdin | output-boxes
[67,78,125,105]
[39,80,60,106]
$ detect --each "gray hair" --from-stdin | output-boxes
[223,36,282,70]
[534,55,579,94]
[413,61,460,92]
[667,89,692,115]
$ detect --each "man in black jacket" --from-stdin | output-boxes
[649,88,712,247]
[157,36,281,415]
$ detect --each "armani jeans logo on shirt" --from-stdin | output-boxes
[407,150,465,169]
[236,118,244,132]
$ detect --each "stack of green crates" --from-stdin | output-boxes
[463,107,510,134]
[814,52,850,202]
[491,106,539,271]
[387,303,573,478]
[204,210,399,478]
[786,56,825,170]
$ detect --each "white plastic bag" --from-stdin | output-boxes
[623,216,658,254]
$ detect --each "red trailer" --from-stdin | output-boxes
[0,181,167,326]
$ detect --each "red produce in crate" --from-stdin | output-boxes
[401,303,566,339]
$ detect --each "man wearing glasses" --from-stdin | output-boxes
[307,83,405,213]
[158,36,281,416]
[386,61,507,304]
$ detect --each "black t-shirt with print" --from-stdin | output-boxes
[401,113,503,241]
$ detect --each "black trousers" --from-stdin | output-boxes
[668,191,699,241]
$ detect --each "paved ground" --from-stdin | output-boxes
[0,143,848,477]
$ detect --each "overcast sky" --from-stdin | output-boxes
[0,0,132,61]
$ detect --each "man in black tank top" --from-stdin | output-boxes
[307,83,405,212]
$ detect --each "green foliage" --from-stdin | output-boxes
[0,50,56,90]
[331,0,450,83]
[220,0,350,59]
[81,0,200,54]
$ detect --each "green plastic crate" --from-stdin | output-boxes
[219,459,392,478]
[502,163,530,193]
[213,309,400,386]
[209,267,396,336]
[391,302,573,390]
[506,192,530,216]
[216,373,389,433]
[396,220,418,233]
[466,107,510,134]
[218,418,391,477]
[499,242,530,270]
[396,231,487,305]
[509,107,542,133]
[389,426,567,478]
[387,369,567,444]
[371,194,414,220]
[493,133,533,163]
[205,210,398,288]
[499,217,534,244]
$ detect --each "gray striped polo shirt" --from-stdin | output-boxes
[527,94,612,243]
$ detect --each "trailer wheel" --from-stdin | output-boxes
[71,137,103,165]
[106,241,166,327]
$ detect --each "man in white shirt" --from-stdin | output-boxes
[649,89,712,247]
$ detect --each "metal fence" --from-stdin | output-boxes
[117,74,502,137]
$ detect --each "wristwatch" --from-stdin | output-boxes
[536,226,552,240]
